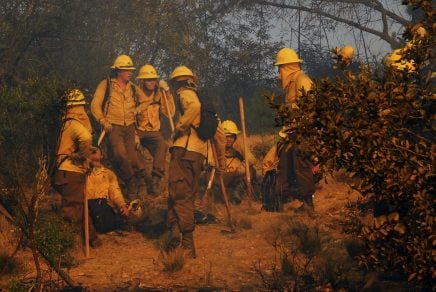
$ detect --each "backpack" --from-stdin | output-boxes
[195,93,219,141]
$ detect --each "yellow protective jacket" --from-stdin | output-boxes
[262,144,278,176]
[136,89,175,131]
[91,78,147,126]
[173,87,226,167]
[86,166,127,210]
[57,109,93,174]
[284,70,313,106]
[224,138,256,174]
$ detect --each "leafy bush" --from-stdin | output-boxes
[266,1,434,286]
[35,214,75,265]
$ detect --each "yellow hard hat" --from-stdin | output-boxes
[384,49,416,72]
[170,66,194,80]
[66,89,86,106]
[137,64,159,79]
[111,54,136,70]
[412,25,428,40]
[222,120,240,135]
[338,45,355,60]
[274,48,303,66]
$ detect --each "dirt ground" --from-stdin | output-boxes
[1,174,373,291]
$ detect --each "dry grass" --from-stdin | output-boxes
[160,247,185,273]
[246,133,277,161]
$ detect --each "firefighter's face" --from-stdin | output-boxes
[142,79,157,91]
[226,135,236,147]
[118,69,133,82]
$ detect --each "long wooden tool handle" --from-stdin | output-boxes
[239,97,253,206]
[202,167,216,207]
[83,179,90,258]
[97,130,106,146]
[211,142,235,232]
[161,90,175,133]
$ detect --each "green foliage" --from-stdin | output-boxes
[34,214,75,265]
[9,278,38,292]
[266,1,434,286]
[0,77,68,187]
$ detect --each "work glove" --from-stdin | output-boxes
[159,80,170,91]
[100,118,112,133]
[215,165,226,176]
[119,205,130,217]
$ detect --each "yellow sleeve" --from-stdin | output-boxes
[107,169,127,209]
[160,90,176,118]
[175,90,200,132]
[91,79,108,123]
[296,74,313,97]
[262,144,278,175]
[70,120,93,158]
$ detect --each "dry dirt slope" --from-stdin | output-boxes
[65,176,361,290]
[0,176,363,290]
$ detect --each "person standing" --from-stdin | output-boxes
[262,48,316,211]
[91,54,148,200]
[166,66,225,258]
[135,64,175,195]
[52,89,99,246]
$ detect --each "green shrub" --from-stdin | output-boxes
[266,1,434,286]
[34,214,75,265]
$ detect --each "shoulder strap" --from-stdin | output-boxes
[131,84,138,106]
[103,77,111,115]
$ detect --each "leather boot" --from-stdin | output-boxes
[181,231,196,258]
[166,223,181,252]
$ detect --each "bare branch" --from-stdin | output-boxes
[252,0,405,47]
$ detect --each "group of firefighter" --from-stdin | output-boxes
[52,32,419,259]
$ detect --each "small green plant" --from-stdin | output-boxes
[34,213,75,266]
[160,247,185,273]
[9,278,38,292]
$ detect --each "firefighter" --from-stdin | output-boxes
[166,65,225,258]
[91,54,148,200]
[262,48,317,212]
[52,89,99,247]
[217,119,256,204]
[135,64,175,195]
[86,146,130,234]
